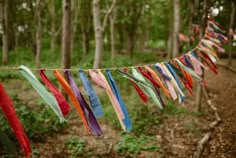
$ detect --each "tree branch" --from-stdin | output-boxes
[102,0,117,31]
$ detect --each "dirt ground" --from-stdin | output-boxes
[1,60,236,158]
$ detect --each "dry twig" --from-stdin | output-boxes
[193,86,221,158]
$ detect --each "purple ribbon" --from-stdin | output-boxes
[64,70,102,136]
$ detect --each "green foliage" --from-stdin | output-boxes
[163,101,188,116]
[115,132,159,157]
[0,93,68,140]
[66,136,91,158]
[163,101,205,117]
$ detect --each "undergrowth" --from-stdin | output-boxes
[115,132,159,157]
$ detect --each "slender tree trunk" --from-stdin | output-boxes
[172,0,180,58]
[35,0,41,67]
[2,0,9,65]
[110,6,117,61]
[196,0,207,112]
[92,0,103,68]
[62,0,71,69]
[167,0,173,59]
[70,0,80,52]
[81,31,90,55]
[92,0,116,68]
[228,1,235,66]
[188,0,194,49]
[50,0,56,53]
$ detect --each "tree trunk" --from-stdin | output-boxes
[195,0,207,112]
[128,35,136,57]
[62,0,71,69]
[50,0,56,53]
[92,0,103,68]
[70,0,80,52]
[2,0,9,65]
[110,6,117,62]
[82,32,90,55]
[92,0,116,68]
[167,0,173,59]
[35,0,41,67]
[228,1,235,66]
[172,0,180,58]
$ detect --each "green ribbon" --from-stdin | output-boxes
[174,59,202,81]
[18,65,65,123]
[131,68,163,109]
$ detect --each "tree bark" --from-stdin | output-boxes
[35,0,42,67]
[195,0,208,112]
[2,0,9,65]
[70,0,80,52]
[92,0,103,69]
[110,6,117,62]
[167,0,173,59]
[92,0,116,68]
[228,1,235,66]
[80,0,92,55]
[35,0,41,67]
[172,0,180,58]
[50,0,56,53]
[62,0,71,69]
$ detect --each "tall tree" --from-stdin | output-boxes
[167,0,173,58]
[79,0,92,55]
[1,0,9,65]
[195,0,208,112]
[172,0,180,58]
[228,1,235,66]
[61,0,71,69]
[35,0,42,67]
[50,0,56,53]
[70,0,80,51]
[92,0,117,68]
[110,5,117,61]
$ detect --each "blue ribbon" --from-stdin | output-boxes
[165,63,185,102]
[106,69,132,131]
[78,70,104,118]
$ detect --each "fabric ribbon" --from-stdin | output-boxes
[137,67,165,107]
[132,68,163,109]
[106,69,132,131]
[39,70,70,116]
[64,70,102,136]
[0,83,32,158]
[155,63,177,100]
[123,68,148,102]
[88,70,126,130]
[161,63,185,103]
[144,66,170,98]
[18,65,65,122]
[78,70,104,118]
[53,70,90,133]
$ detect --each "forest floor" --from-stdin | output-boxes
[1,59,236,158]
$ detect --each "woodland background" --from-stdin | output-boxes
[0,0,236,157]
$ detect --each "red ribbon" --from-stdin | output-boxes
[124,68,148,102]
[0,83,32,158]
[40,70,70,116]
